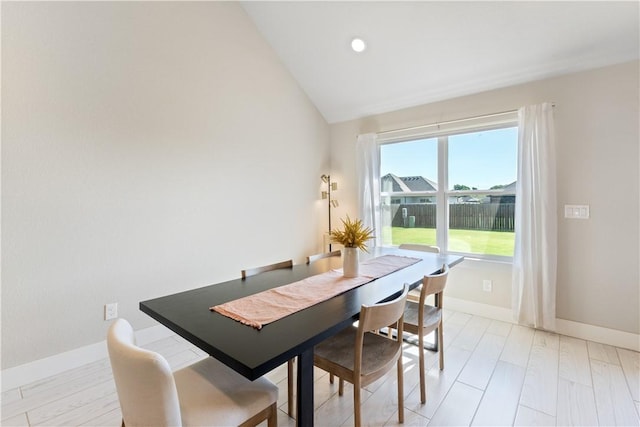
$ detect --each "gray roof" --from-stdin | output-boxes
[381,174,438,192]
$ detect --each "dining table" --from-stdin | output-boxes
[140,246,463,427]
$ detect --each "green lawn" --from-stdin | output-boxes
[383,227,514,257]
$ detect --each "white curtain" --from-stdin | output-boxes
[356,133,382,247]
[512,102,557,330]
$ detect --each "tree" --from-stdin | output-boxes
[490,184,506,190]
[453,184,471,190]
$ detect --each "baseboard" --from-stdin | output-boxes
[0,323,174,392]
[554,318,640,352]
[447,297,640,352]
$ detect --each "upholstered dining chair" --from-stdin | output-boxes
[241,259,295,417]
[107,319,278,427]
[313,284,410,427]
[402,265,449,404]
[398,243,440,304]
[306,250,341,264]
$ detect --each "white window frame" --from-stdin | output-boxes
[378,112,518,261]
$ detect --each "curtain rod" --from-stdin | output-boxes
[376,103,555,137]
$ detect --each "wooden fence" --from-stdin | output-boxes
[389,203,515,232]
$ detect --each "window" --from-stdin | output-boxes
[379,115,518,259]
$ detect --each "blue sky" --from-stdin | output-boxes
[380,127,518,190]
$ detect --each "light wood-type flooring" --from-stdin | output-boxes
[2,310,639,426]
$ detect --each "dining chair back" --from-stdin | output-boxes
[241,259,293,279]
[306,250,342,264]
[241,258,296,418]
[108,319,181,426]
[403,264,449,404]
[314,284,410,427]
[399,243,440,303]
[107,319,278,427]
[398,243,440,253]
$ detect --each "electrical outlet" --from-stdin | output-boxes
[104,303,118,320]
[482,280,493,292]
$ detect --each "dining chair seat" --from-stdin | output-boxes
[314,326,402,380]
[174,358,276,427]
[403,302,441,333]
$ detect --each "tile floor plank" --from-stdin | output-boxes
[556,378,598,427]
[513,405,556,426]
[0,412,29,427]
[471,361,526,426]
[588,341,621,365]
[27,380,116,426]
[559,335,592,386]
[500,325,535,368]
[427,381,483,426]
[458,333,507,390]
[519,345,559,416]
[591,359,640,426]
[617,347,640,402]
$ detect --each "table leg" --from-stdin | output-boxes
[296,347,314,427]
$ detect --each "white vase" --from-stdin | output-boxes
[343,247,360,278]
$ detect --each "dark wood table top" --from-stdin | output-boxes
[140,247,463,380]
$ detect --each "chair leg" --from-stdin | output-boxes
[339,378,344,396]
[353,380,361,427]
[287,359,294,417]
[267,403,278,427]
[397,358,404,423]
[438,324,444,370]
[329,373,334,384]
[417,330,426,404]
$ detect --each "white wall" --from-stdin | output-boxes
[330,61,639,335]
[1,2,330,369]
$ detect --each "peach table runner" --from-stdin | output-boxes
[210,255,421,329]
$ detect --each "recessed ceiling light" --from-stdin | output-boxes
[351,38,366,53]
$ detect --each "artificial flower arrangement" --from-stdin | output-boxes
[329,216,374,251]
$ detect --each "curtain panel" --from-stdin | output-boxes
[356,133,382,247]
[512,102,557,330]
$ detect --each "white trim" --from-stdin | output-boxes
[446,297,639,352]
[0,323,174,392]
[554,318,640,353]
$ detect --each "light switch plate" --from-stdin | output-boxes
[564,205,590,219]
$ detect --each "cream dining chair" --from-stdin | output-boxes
[107,318,278,427]
[241,259,295,418]
[313,284,410,427]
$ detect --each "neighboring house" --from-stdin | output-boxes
[380,173,437,204]
[382,174,516,205]
[488,181,516,204]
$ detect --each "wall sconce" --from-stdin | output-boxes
[321,174,339,250]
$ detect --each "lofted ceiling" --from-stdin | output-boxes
[241,1,639,124]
